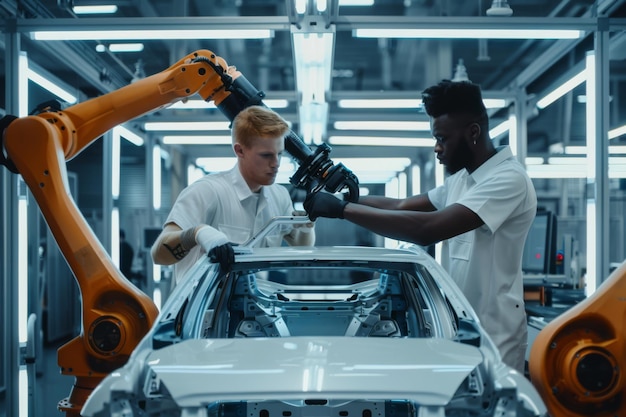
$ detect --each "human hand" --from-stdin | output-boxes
[195,225,229,253]
[292,210,315,231]
[303,192,348,221]
[208,243,235,272]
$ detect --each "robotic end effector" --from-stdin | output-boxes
[287,137,360,202]
[210,69,360,203]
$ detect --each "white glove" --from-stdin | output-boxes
[195,226,229,253]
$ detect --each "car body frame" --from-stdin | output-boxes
[82,217,547,417]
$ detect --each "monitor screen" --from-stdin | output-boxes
[522,210,556,274]
[143,228,162,249]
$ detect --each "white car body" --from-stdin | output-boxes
[82,218,547,417]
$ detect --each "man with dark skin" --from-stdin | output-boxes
[304,80,537,373]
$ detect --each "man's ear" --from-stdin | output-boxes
[233,143,244,157]
[469,122,481,140]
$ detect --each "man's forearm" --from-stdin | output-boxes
[151,226,199,265]
[358,195,401,209]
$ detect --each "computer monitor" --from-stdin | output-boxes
[522,210,557,274]
[143,227,162,249]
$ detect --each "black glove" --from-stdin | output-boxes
[208,243,235,272]
[304,192,348,221]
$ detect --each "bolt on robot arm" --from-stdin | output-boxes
[0,49,359,416]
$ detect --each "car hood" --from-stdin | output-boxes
[84,336,484,412]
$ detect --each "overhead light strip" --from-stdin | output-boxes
[354,28,584,40]
[27,67,78,104]
[169,99,289,109]
[536,69,586,109]
[144,121,231,131]
[163,136,232,145]
[72,5,118,14]
[32,29,274,41]
[334,121,431,131]
[328,136,435,147]
[337,98,507,109]
[609,124,626,139]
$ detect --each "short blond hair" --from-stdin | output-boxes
[231,105,289,148]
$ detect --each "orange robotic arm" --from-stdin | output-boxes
[529,261,626,417]
[0,50,238,416]
[0,49,358,416]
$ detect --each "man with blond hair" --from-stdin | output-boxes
[152,105,315,286]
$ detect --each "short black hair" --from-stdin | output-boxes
[421,79,488,122]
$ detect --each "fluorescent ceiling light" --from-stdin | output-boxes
[32,29,273,41]
[144,121,231,131]
[334,157,412,172]
[564,145,626,155]
[609,124,626,139]
[295,0,307,14]
[334,121,431,131]
[169,99,289,109]
[163,135,231,145]
[108,43,145,52]
[115,125,144,146]
[489,119,510,138]
[527,163,626,179]
[292,30,334,144]
[72,5,118,14]
[548,156,626,165]
[339,0,375,5]
[338,99,421,109]
[525,157,545,165]
[354,28,583,40]
[27,68,78,104]
[337,98,507,109]
[195,157,295,173]
[328,136,435,147]
[536,69,586,109]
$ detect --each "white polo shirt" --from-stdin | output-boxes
[166,164,296,284]
[428,145,537,369]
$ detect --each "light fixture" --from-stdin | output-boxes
[169,98,289,109]
[195,157,295,173]
[152,144,161,210]
[565,145,626,155]
[452,59,470,82]
[536,69,586,109]
[609,124,626,139]
[27,66,78,104]
[292,27,335,144]
[111,130,121,199]
[333,120,431,131]
[334,157,411,172]
[339,0,375,5]
[489,119,510,139]
[32,29,274,41]
[336,98,507,109]
[162,135,232,145]
[328,136,435,147]
[338,99,421,109]
[144,121,231,131]
[115,125,144,146]
[354,28,583,40]
[72,5,118,14]
[486,0,513,16]
[525,160,626,179]
[107,43,145,53]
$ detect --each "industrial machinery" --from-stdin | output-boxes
[0,49,359,416]
[529,261,626,417]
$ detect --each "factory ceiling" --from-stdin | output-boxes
[1,0,626,171]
